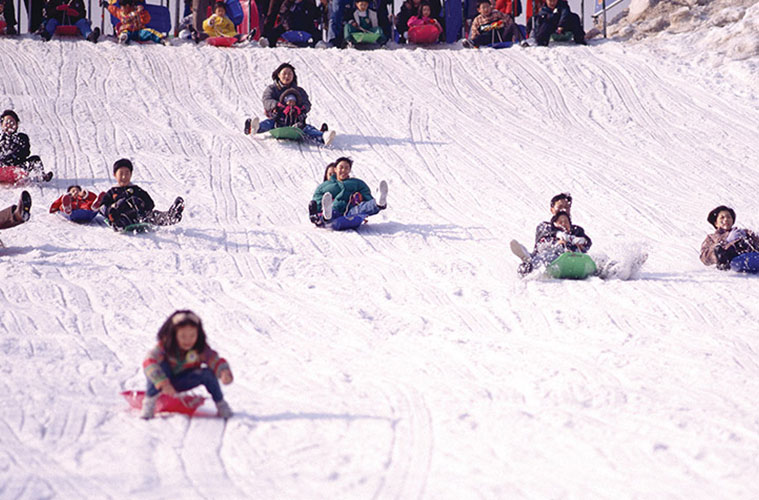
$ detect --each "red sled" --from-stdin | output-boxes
[408,24,441,44]
[0,166,28,184]
[122,390,206,416]
[55,25,82,36]
[207,36,237,46]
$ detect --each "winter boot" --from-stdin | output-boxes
[510,240,531,263]
[320,123,329,132]
[87,27,100,43]
[16,191,32,222]
[308,200,322,226]
[215,400,233,419]
[40,29,52,41]
[141,393,159,419]
[118,31,129,44]
[245,117,259,135]
[377,180,388,209]
[61,194,73,215]
[168,197,184,223]
[321,192,333,221]
[323,130,336,147]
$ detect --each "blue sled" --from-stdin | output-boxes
[730,252,759,274]
[65,209,99,223]
[330,214,367,231]
[280,30,313,46]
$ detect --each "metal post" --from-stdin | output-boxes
[602,0,606,37]
[580,0,584,30]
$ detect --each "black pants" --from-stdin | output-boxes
[23,0,45,32]
[471,22,523,46]
[535,12,584,46]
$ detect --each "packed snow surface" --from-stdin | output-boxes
[1,20,759,499]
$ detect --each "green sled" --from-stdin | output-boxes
[351,31,382,44]
[545,252,597,279]
[550,32,574,42]
[122,222,153,233]
[269,126,305,140]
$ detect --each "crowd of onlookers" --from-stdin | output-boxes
[0,0,587,48]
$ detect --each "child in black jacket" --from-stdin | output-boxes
[534,0,585,46]
[99,159,184,230]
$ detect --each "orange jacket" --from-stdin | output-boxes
[108,1,151,33]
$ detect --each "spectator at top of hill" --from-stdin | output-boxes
[328,0,388,47]
[533,0,586,46]
[465,0,527,47]
[106,0,167,44]
[261,0,321,47]
[38,0,100,42]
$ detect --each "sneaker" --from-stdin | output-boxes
[61,194,73,215]
[159,37,169,46]
[93,191,106,210]
[323,130,336,147]
[246,28,257,42]
[315,40,328,49]
[245,117,259,135]
[244,117,252,135]
[377,180,388,209]
[510,239,531,263]
[42,171,53,182]
[462,39,473,48]
[308,200,321,225]
[118,31,129,44]
[16,191,32,222]
[520,39,529,47]
[259,37,269,48]
[140,393,159,419]
[215,399,233,419]
[87,27,100,43]
[169,197,184,223]
[320,123,329,132]
[321,192,333,221]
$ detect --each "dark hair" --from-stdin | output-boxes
[550,210,571,225]
[334,157,353,168]
[418,1,431,13]
[707,205,736,228]
[323,162,337,181]
[1,110,19,123]
[67,184,83,193]
[477,0,491,6]
[156,310,207,354]
[213,1,226,10]
[550,192,572,207]
[113,158,133,174]
[120,0,134,6]
[271,62,298,87]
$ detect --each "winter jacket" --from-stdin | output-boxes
[534,220,592,252]
[99,184,155,216]
[353,8,378,29]
[262,82,312,118]
[495,0,520,16]
[407,15,440,29]
[143,342,231,387]
[278,0,320,32]
[107,0,151,33]
[202,13,237,37]
[0,0,19,29]
[312,175,374,215]
[0,131,31,166]
[536,0,573,29]
[44,0,87,24]
[700,228,759,266]
[49,190,98,213]
[469,9,511,39]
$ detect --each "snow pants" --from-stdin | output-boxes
[146,361,224,402]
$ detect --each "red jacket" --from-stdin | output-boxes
[49,190,98,213]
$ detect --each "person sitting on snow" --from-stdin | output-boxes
[0,110,53,183]
[514,210,590,275]
[262,0,321,48]
[465,0,527,48]
[700,205,759,271]
[406,2,442,42]
[106,0,167,45]
[309,156,388,226]
[0,0,20,35]
[343,0,386,46]
[534,192,591,251]
[49,185,100,215]
[38,0,100,42]
[98,158,184,231]
[533,0,585,46]
[244,62,335,145]
[0,191,31,234]
[199,1,249,42]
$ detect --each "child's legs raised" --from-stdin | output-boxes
[171,368,224,402]
[345,199,380,217]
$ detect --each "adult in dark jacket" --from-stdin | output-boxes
[38,0,100,41]
[264,0,321,47]
[534,0,585,46]
[244,63,334,145]
[533,192,591,251]
[0,110,53,182]
[517,211,589,275]
[0,0,19,34]
[700,205,759,270]
[309,157,388,225]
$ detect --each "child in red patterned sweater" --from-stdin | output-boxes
[141,310,234,419]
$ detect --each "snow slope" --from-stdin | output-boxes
[1,30,759,499]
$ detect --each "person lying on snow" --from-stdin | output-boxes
[465,0,527,48]
[97,158,184,231]
[533,0,585,46]
[244,62,336,145]
[0,191,31,233]
[309,156,388,226]
[49,185,101,214]
[0,110,53,182]
[343,0,386,46]
[38,0,100,41]
[0,0,20,35]
[516,210,589,275]
[141,310,234,419]
[106,0,167,44]
[700,205,759,271]
[261,0,321,48]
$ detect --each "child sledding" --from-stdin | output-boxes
[0,110,54,184]
[244,63,336,146]
[98,158,184,232]
[463,0,527,48]
[49,185,103,223]
[37,0,100,42]
[700,205,759,273]
[106,0,168,44]
[309,157,388,230]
